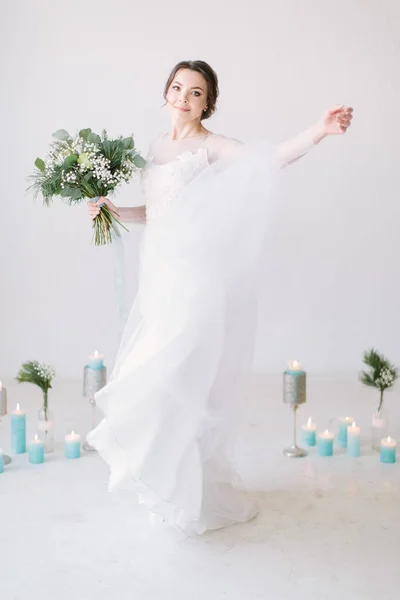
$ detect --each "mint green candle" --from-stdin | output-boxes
[337,416,354,448]
[29,435,44,464]
[318,431,334,456]
[65,432,81,459]
[380,437,396,464]
[302,417,316,446]
[11,403,26,454]
[347,422,361,457]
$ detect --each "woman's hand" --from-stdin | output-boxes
[318,105,353,137]
[87,197,119,221]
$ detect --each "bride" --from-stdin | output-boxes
[86,60,353,535]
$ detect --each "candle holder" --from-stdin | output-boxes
[0,386,12,465]
[283,368,307,458]
[82,365,107,451]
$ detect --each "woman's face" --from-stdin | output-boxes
[166,68,208,123]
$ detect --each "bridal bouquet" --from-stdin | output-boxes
[29,128,146,245]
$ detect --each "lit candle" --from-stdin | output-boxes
[347,421,361,457]
[0,449,4,474]
[88,350,104,370]
[65,431,81,459]
[29,434,45,464]
[337,416,354,448]
[302,417,317,446]
[11,403,26,454]
[283,360,306,406]
[380,436,396,464]
[317,430,334,456]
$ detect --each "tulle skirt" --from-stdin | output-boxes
[86,141,280,535]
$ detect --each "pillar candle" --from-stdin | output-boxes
[29,434,45,464]
[65,431,81,459]
[302,417,317,446]
[347,421,361,457]
[88,350,104,370]
[11,403,26,454]
[283,360,306,406]
[380,437,396,464]
[337,416,354,448]
[318,430,334,456]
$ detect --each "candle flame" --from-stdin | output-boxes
[94,350,99,358]
[352,421,356,428]
[288,360,301,370]
[16,403,20,411]
[34,433,39,441]
[307,417,312,427]
[324,429,329,435]
[388,436,392,443]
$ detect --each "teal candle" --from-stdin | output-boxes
[302,417,317,446]
[88,350,104,370]
[337,416,354,448]
[347,422,361,457]
[380,437,396,464]
[317,431,334,456]
[0,450,4,474]
[29,435,45,464]
[65,431,81,459]
[11,403,26,454]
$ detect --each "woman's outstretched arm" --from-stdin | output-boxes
[277,105,353,168]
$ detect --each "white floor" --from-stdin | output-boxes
[1,374,399,600]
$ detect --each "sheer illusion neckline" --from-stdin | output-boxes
[164,132,213,143]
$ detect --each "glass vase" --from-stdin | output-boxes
[37,393,54,453]
[371,406,388,451]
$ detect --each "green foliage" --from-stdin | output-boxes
[16,361,55,394]
[28,128,146,244]
[359,348,398,411]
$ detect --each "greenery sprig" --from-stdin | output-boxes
[359,348,398,412]
[16,361,56,415]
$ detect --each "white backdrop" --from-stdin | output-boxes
[1,0,399,379]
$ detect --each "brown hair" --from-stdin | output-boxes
[163,60,219,120]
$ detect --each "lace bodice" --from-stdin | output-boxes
[141,133,243,219]
[141,146,209,219]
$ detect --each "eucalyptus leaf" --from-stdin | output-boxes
[122,137,134,150]
[133,154,146,168]
[87,133,101,145]
[52,129,71,141]
[79,128,92,139]
[35,158,46,172]
[63,154,78,169]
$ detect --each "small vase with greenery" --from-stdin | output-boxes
[359,348,398,449]
[16,361,56,452]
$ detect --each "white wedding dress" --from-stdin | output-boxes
[87,130,315,535]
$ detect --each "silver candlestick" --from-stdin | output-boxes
[283,361,307,458]
[0,385,12,465]
[82,366,107,451]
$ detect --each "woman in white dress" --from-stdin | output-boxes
[87,60,353,536]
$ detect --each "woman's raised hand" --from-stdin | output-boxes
[319,105,353,136]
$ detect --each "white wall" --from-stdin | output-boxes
[1,0,399,379]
